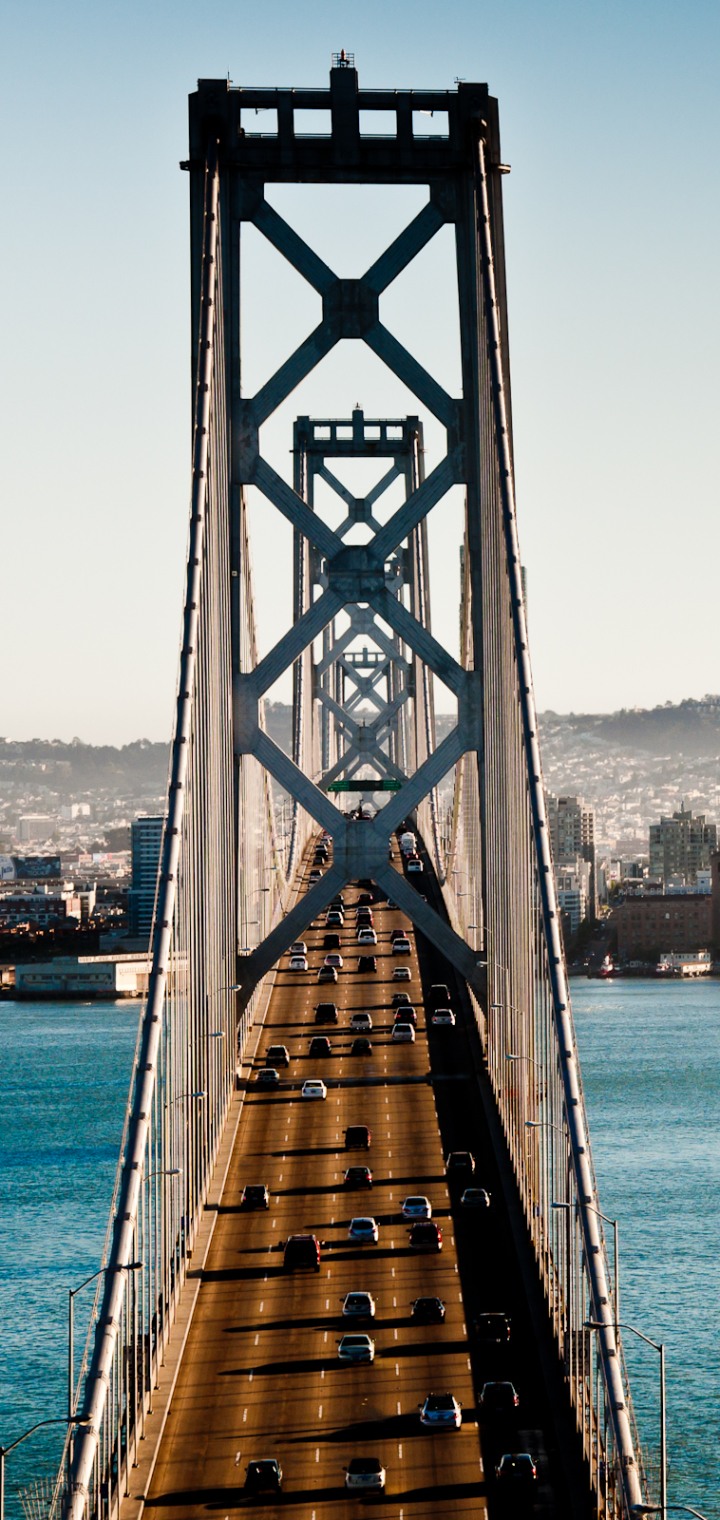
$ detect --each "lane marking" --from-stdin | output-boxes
[325,1300,330,1310]
[389,1191,393,1200]
[243,1408,247,1422]
[259,1301,264,1312]
[315,1450,320,1463]
[394,1328,398,1340]
[327,1268,331,1277]
[398,1446,403,1460]
[467,1357,472,1369]
[318,1404,323,1418]
[462,1323,466,1335]
[272,1219,276,1227]
[235,1452,241,1466]
[396,1400,401,1414]
[264,1274,267,1282]
[248,1371,253,1383]
[395,1363,400,1376]
[393,1296,397,1307]
[321,1369,325,1380]
[390,1240,394,1250]
[391,1268,395,1278]
[254,1334,259,1345]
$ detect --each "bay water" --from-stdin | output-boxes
[0,983,717,1516]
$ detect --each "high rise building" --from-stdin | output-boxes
[546,794,597,920]
[128,816,164,940]
[649,806,717,886]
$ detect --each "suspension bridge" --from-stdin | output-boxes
[34,57,654,1520]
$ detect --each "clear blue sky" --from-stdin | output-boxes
[1,0,719,744]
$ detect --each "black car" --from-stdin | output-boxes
[323,932,342,950]
[394,1006,417,1026]
[255,1068,280,1088]
[308,1035,332,1058]
[241,1184,269,1209]
[474,1312,511,1344]
[344,1164,373,1189]
[430,982,451,1005]
[495,1452,537,1491]
[351,1036,372,1056]
[411,1296,446,1323]
[445,1150,475,1176]
[357,891,374,906]
[244,1459,282,1494]
[357,955,377,973]
[345,1124,371,1149]
[391,991,412,1007]
[315,1001,339,1024]
[479,1381,519,1417]
[265,1044,289,1067]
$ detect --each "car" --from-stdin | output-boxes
[256,1068,280,1087]
[430,982,451,1006]
[344,1457,386,1491]
[357,928,378,944]
[356,914,374,930]
[479,1381,519,1417]
[357,955,377,972]
[308,1035,332,1058]
[289,940,307,955]
[407,858,423,873]
[474,1312,511,1344]
[302,1079,328,1099]
[392,965,411,981]
[461,1187,491,1209]
[394,1006,417,1026]
[344,1165,373,1188]
[385,898,397,909]
[357,892,374,906]
[409,1220,442,1251]
[309,868,323,882]
[315,1001,338,1024]
[283,1233,321,1271]
[350,1011,372,1031]
[411,1296,446,1323]
[324,952,344,968]
[326,910,344,927]
[241,1183,269,1209]
[288,954,308,971]
[445,1150,475,1176]
[351,1036,372,1056]
[432,1009,456,1027]
[390,928,407,942]
[419,1392,462,1429]
[323,932,342,950]
[330,894,345,908]
[392,1022,415,1043]
[402,1195,432,1219]
[337,1332,375,1363]
[392,937,411,954]
[244,1459,282,1494]
[356,904,374,919]
[348,1216,379,1243]
[317,965,338,983]
[345,1124,371,1149]
[342,1290,376,1319]
[266,1044,290,1066]
[391,991,412,1007]
[495,1452,538,1488]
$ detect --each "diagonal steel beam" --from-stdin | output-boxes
[374,862,483,989]
[252,323,338,425]
[238,861,350,995]
[253,198,337,295]
[317,463,356,510]
[362,201,445,295]
[371,453,459,563]
[372,726,465,838]
[364,321,456,429]
[250,587,344,696]
[252,731,344,839]
[254,456,342,558]
[366,462,402,506]
[371,588,465,695]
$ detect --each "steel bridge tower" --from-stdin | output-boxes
[48,59,651,1520]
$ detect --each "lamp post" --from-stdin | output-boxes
[1,1417,89,1520]
[69,1262,143,1424]
[587,1321,666,1520]
[633,1508,708,1520]
[529,1121,571,1362]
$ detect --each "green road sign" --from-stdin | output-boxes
[327,778,402,793]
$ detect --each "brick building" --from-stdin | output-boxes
[612,894,713,958]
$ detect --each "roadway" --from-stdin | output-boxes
[144,833,586,1519]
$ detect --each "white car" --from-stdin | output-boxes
[392,937,411,955]
[432,1009,456,1026]
[337,1333,375,1363]
[419,1392,462,1428]
[392,965,411,981]
[344,1457,386,1491]
[289,941,307,955]
[288,954,308,971]
[392,1023,415,1042]
[324,953,344,968]
[402,1195,432,1219]
[302,1079,328,1099]
[357,928,378,944]
[348,1216,379,1243]
[350,1011,372,1031]
[407,858,423,874]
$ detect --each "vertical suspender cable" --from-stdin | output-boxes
[68,140,220,1520]
[473,131,643,1516]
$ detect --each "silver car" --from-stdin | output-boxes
[344,1457,386,1490]
[342,1290,376,1319]
[337,1333,375,1363]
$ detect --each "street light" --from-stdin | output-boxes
[1,1416,90,1520]
[633,1509,707,1520]
[492,1001,527,1016]
[69,1262,143,1423]
[587,1321,666,1520]
[506,1052,542,1068]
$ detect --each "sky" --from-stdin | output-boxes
[1,0,719,745]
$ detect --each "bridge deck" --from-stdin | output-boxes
[142,840,580,1519]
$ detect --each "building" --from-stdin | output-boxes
[649,805,717,886]
[611,894,713,959]
[128,816,164,939]
[0,883,90,928]
[18,815,55,842]
[546,793,597,919]
[556,862,589,936]
[15,953,150,1000]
